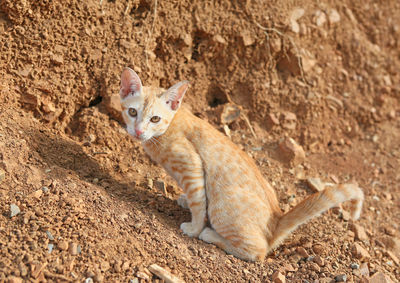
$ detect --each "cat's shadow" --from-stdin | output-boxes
[27,126,190,233]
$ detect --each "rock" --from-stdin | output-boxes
[281,112,297,130]
[335,274,347,282]
[181,34,192,46]
[328,9,341,24]
[269,37,282,54]
[351,224,369,242]
[104,94,123,123]
[129,279,139,283]
[58,240,68,251]
[315,10,327,27]
[313,255,325,267]
[18,263,28,277]
[147,178,153,189]
[309,262,320,272]
[219,103,241,124]
[278,138,306,166]
[350,263,360,269]
[42,186,49,193]
[154,180,167,195]
[46,231,54,240]
[29,189,43,199]
[7,277,23,283]
[240,31,255,46]
[266,113,280,129]
[296,247,309,258]
[122,261,130,271]
[306,177,325,192]
[19,66,32,77]
[301,55,317,73]
[223,125,231,138]
[51,53,64,65]
[69,242,79,255]
[100,261,110,272]
[31,262,47,279]
[84,278,94,283]
[341,210,351,221]
[213,34,227,45]
[290,8,305,33]
[312,243,325,255]
[368,272,394,283]
[48,243,54,253]
[0,168,5,182]
[10,204,20,218]
[326,95,344,110]
[41,99,56,113]
[136,271,150,281]
[351,243,370,260]
[271,271,286,283]
[148,263,186,283]
[360,262,369,277]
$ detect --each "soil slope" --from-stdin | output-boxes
[0,0,399,282]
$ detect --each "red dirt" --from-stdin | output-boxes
[0,0,399,282]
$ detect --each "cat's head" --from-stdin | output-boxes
[119,67,189,141]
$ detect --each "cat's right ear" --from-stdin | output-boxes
[120,67,142,99]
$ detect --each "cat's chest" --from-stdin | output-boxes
[142,142,174,169]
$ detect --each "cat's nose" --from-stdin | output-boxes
[135,129,143,136]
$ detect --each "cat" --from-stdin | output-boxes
[119,67,364,261]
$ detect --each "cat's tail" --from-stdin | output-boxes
[269,183,364,250]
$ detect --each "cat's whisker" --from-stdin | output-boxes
[148,138,160,151]
[151,137,162,148]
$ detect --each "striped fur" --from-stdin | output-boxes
[120,68,364,261]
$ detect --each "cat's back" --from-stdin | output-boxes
[175,108,279,206]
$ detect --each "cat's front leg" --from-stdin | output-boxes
[179,166,207,237]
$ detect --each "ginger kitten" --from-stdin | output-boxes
[119,67,364,261]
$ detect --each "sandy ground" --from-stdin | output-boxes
[0,0,399,282]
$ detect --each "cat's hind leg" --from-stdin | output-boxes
[199,227,267,261]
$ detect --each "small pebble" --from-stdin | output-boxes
[46,231,54,240]
[335,274,347,282]
[69,242,79,255]
[84,278,93,283]
[42,186,49,193]
[10,204,21,218]
[48,243,54,254]
[350,263,359,269]
[306,256,315,261]
[58,240,68,251]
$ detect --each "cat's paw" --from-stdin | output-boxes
[198,227,216,243]
[180,222,203,237]
[177,194,189,209]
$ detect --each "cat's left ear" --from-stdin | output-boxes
[120,67,143,99]
[163,81,189,111]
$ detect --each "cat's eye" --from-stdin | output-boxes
[150,116,161,123]
[128,108,137,117]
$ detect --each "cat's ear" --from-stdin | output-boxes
[163,81,189,111]
[120,67,143,99]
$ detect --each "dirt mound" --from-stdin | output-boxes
[0,0,399,282]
